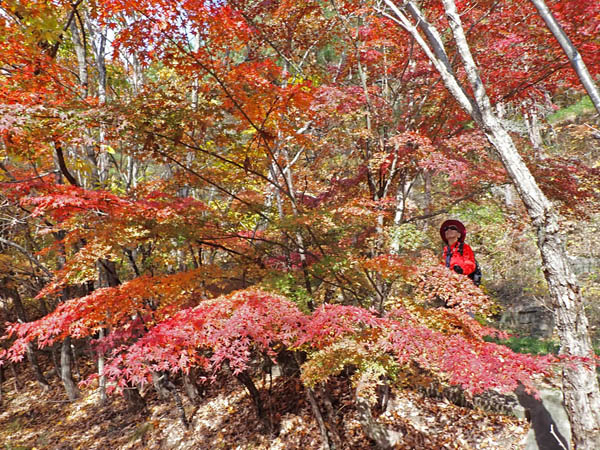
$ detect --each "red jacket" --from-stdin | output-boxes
[443,241,476,276]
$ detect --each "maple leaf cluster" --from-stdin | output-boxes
[2,287,551,398]
[1,0,598,427]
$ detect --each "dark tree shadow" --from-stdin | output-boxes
[516,385,569,450]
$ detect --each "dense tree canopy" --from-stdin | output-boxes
[1,0,600,447]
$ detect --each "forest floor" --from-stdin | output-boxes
[0,364,531,450]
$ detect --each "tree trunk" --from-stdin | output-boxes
[92,21,109,183]
[318,386,343,448]
[523,102,547,159]
[306,387,333,450]
[151,371,189,427]
[9,363,21,392]
[2,285,51,391]
[354,374,402,449]
[390,174,415,254]
[50,344,61,379]
[152,371,171,400]
[529,0,600,116]
[71,340,82,380]
[60,337,80,400]
[182,369,202,403]
[27,343,51,392]
[97,328,108,405]
[445,4,600,447]
[69,17,88,96]
[165,378,190,429]
[123,384,146,412]
[95,261,121,406]
[235,370,272,433]
[381,1,600,447]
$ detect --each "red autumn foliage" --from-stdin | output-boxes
[2,2,598,440]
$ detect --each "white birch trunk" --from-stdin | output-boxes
[530,0,600,116]
[380,1,600,447]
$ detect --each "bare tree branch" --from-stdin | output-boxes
[0,238,53,278]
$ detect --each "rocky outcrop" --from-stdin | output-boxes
[499,304,554,338]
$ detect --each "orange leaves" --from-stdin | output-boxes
[85,288,550,396]
[360,254,414,280]
[3,275,553,399]
[19,181,210,245]
[4,267,213,360]
[2,0,592,414]
[388,131,436,165]
[413,251,494,318]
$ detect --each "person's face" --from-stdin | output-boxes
[444,226,460,241]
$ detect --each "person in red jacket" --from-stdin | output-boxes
[440,219,476,276]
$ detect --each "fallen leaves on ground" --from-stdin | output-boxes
[0,365,529,449]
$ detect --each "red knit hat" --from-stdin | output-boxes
[440,219,466,244]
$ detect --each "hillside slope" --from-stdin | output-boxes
[1,365,530,449]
